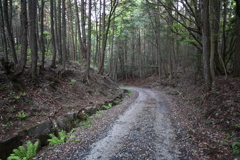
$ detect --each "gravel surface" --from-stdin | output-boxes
[36,87,181,160]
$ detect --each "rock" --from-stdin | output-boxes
[26,121,53,146]
[38,135,50,146]
[77,108,89,120]
[85,106,99,115]
[27,121,53,137]
[0,134,21,160]
[64,112,76,121]
[56,116,74,132]
[17,129,27,137]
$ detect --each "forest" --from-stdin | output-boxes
[0,0,239,88]
[0,0,240,159]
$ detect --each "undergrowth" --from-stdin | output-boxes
[48,130,67,145]
[103,103,112,110]
[7,141,39,160]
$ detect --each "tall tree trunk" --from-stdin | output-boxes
[98,0,106,75]
[202,0,212,90]
[234,0,240,77]
[87,0,92,78]
[57,0,62,63]
[131,33,135,79]
[68,0,76,61]
[109,16,115,79]
[93,0,99,66]
[40,0,45,68]
[0,0,8,61]
[3,0,17,64]
[13,0,28,78]
[50,0,57,68]
[28,0,38,80]
[74,0,83,61]
[98,0,118,75]
[81,0,87,60]
[167,2,173,80]
[61,0,67,74]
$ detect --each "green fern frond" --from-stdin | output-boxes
[59,130,67,142]
[47,130,67,145]
[49,133,56,138]
[26,141,38,159]
[13,146,26,159]
[7,141,39,160]
[7,154,21,160]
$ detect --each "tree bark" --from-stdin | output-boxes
[28,0,38,80]
[61,0,67,76]
[87,0,92,78]
[40,0,45,68]
[0,0,8,61]
[202,0,212,90]
[81,0,87,60]
[68,0,76,61]
[234,0,240,77]
[98,0,118,75]
[74,0,83,62]
[57,0,62,63]
[50,0,57,68]
[13,0,28,78]
[3,0,17,64]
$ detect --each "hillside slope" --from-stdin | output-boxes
[0,62,123,141]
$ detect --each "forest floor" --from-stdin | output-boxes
[0,61,123,142]
[121,71,240,159]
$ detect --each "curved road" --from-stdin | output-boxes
[84,87,180,159]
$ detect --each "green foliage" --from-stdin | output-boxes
[7,141,39,160]
[24,98,33,104]
[20,92,27,96]
[48,130,67,145]
[13,95,21,100]
[11,108,17,113]
[94,111,105,118]
[68,133,81,142]
[123,89,132,95]
[114,100,120,104]
[231,123,240,130]
[17,112,27,121]
[204,119,213,125]
[75,139,81,142]
[232,140,240,158]
[103,103,112,110]
[80,120,92,129]
[68,79,76,87]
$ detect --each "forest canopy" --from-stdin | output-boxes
[0,0,240,90]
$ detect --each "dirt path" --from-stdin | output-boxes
[84,87,180,160]
[36,87,181,160]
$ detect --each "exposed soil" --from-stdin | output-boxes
[0,62,122,142]
[121,72,240,159]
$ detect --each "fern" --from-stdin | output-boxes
[103,103,112,110]
[7,141,39,160]
[48,130,67,145]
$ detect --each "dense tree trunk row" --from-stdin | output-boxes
[0,0,239,89]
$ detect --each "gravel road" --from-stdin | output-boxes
[37,87,181,160]
[84,87,180,160]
